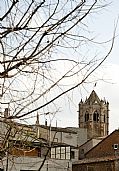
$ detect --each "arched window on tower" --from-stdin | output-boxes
[93,110,99,122]
[85,111,89,122]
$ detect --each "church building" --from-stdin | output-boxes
[78,90,109,139]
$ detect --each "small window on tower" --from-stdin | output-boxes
[104,115,105,122]
[85,111,89,122]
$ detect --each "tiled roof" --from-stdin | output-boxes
[37,125,77,134]
[73,156,119,165]
[79,136,107,148]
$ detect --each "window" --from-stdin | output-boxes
[51,146,70,159]
[0,169,4,171]
[56,147,61,159]
[113,144,118,150]
[54,138,58,142]
[85,111,89,122]
[81,149,84,154]
[51,148,56,159]
[93,110,99,122]
[104,115,105,122]
[70,151,75,159]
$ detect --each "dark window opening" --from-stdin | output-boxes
[70,151,75,159]
[93,110,99,122]
[85,111,89,122]
[81,149,84,154]
[104,115,105,122]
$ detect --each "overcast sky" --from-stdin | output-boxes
[19,0,119,134]
[52,0,119,132]
[94,0,119,133]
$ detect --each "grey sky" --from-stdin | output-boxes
[42,0,119,133]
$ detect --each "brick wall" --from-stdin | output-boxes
[73,161,115,171]
[86,130,119,158]
[10,147,40,157]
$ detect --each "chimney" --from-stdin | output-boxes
[36,112,40,125]
[45,119,47,126]
[4,108,10,118]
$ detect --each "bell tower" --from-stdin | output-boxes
[78,90,109,139]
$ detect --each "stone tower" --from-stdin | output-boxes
[78,90,109,139]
